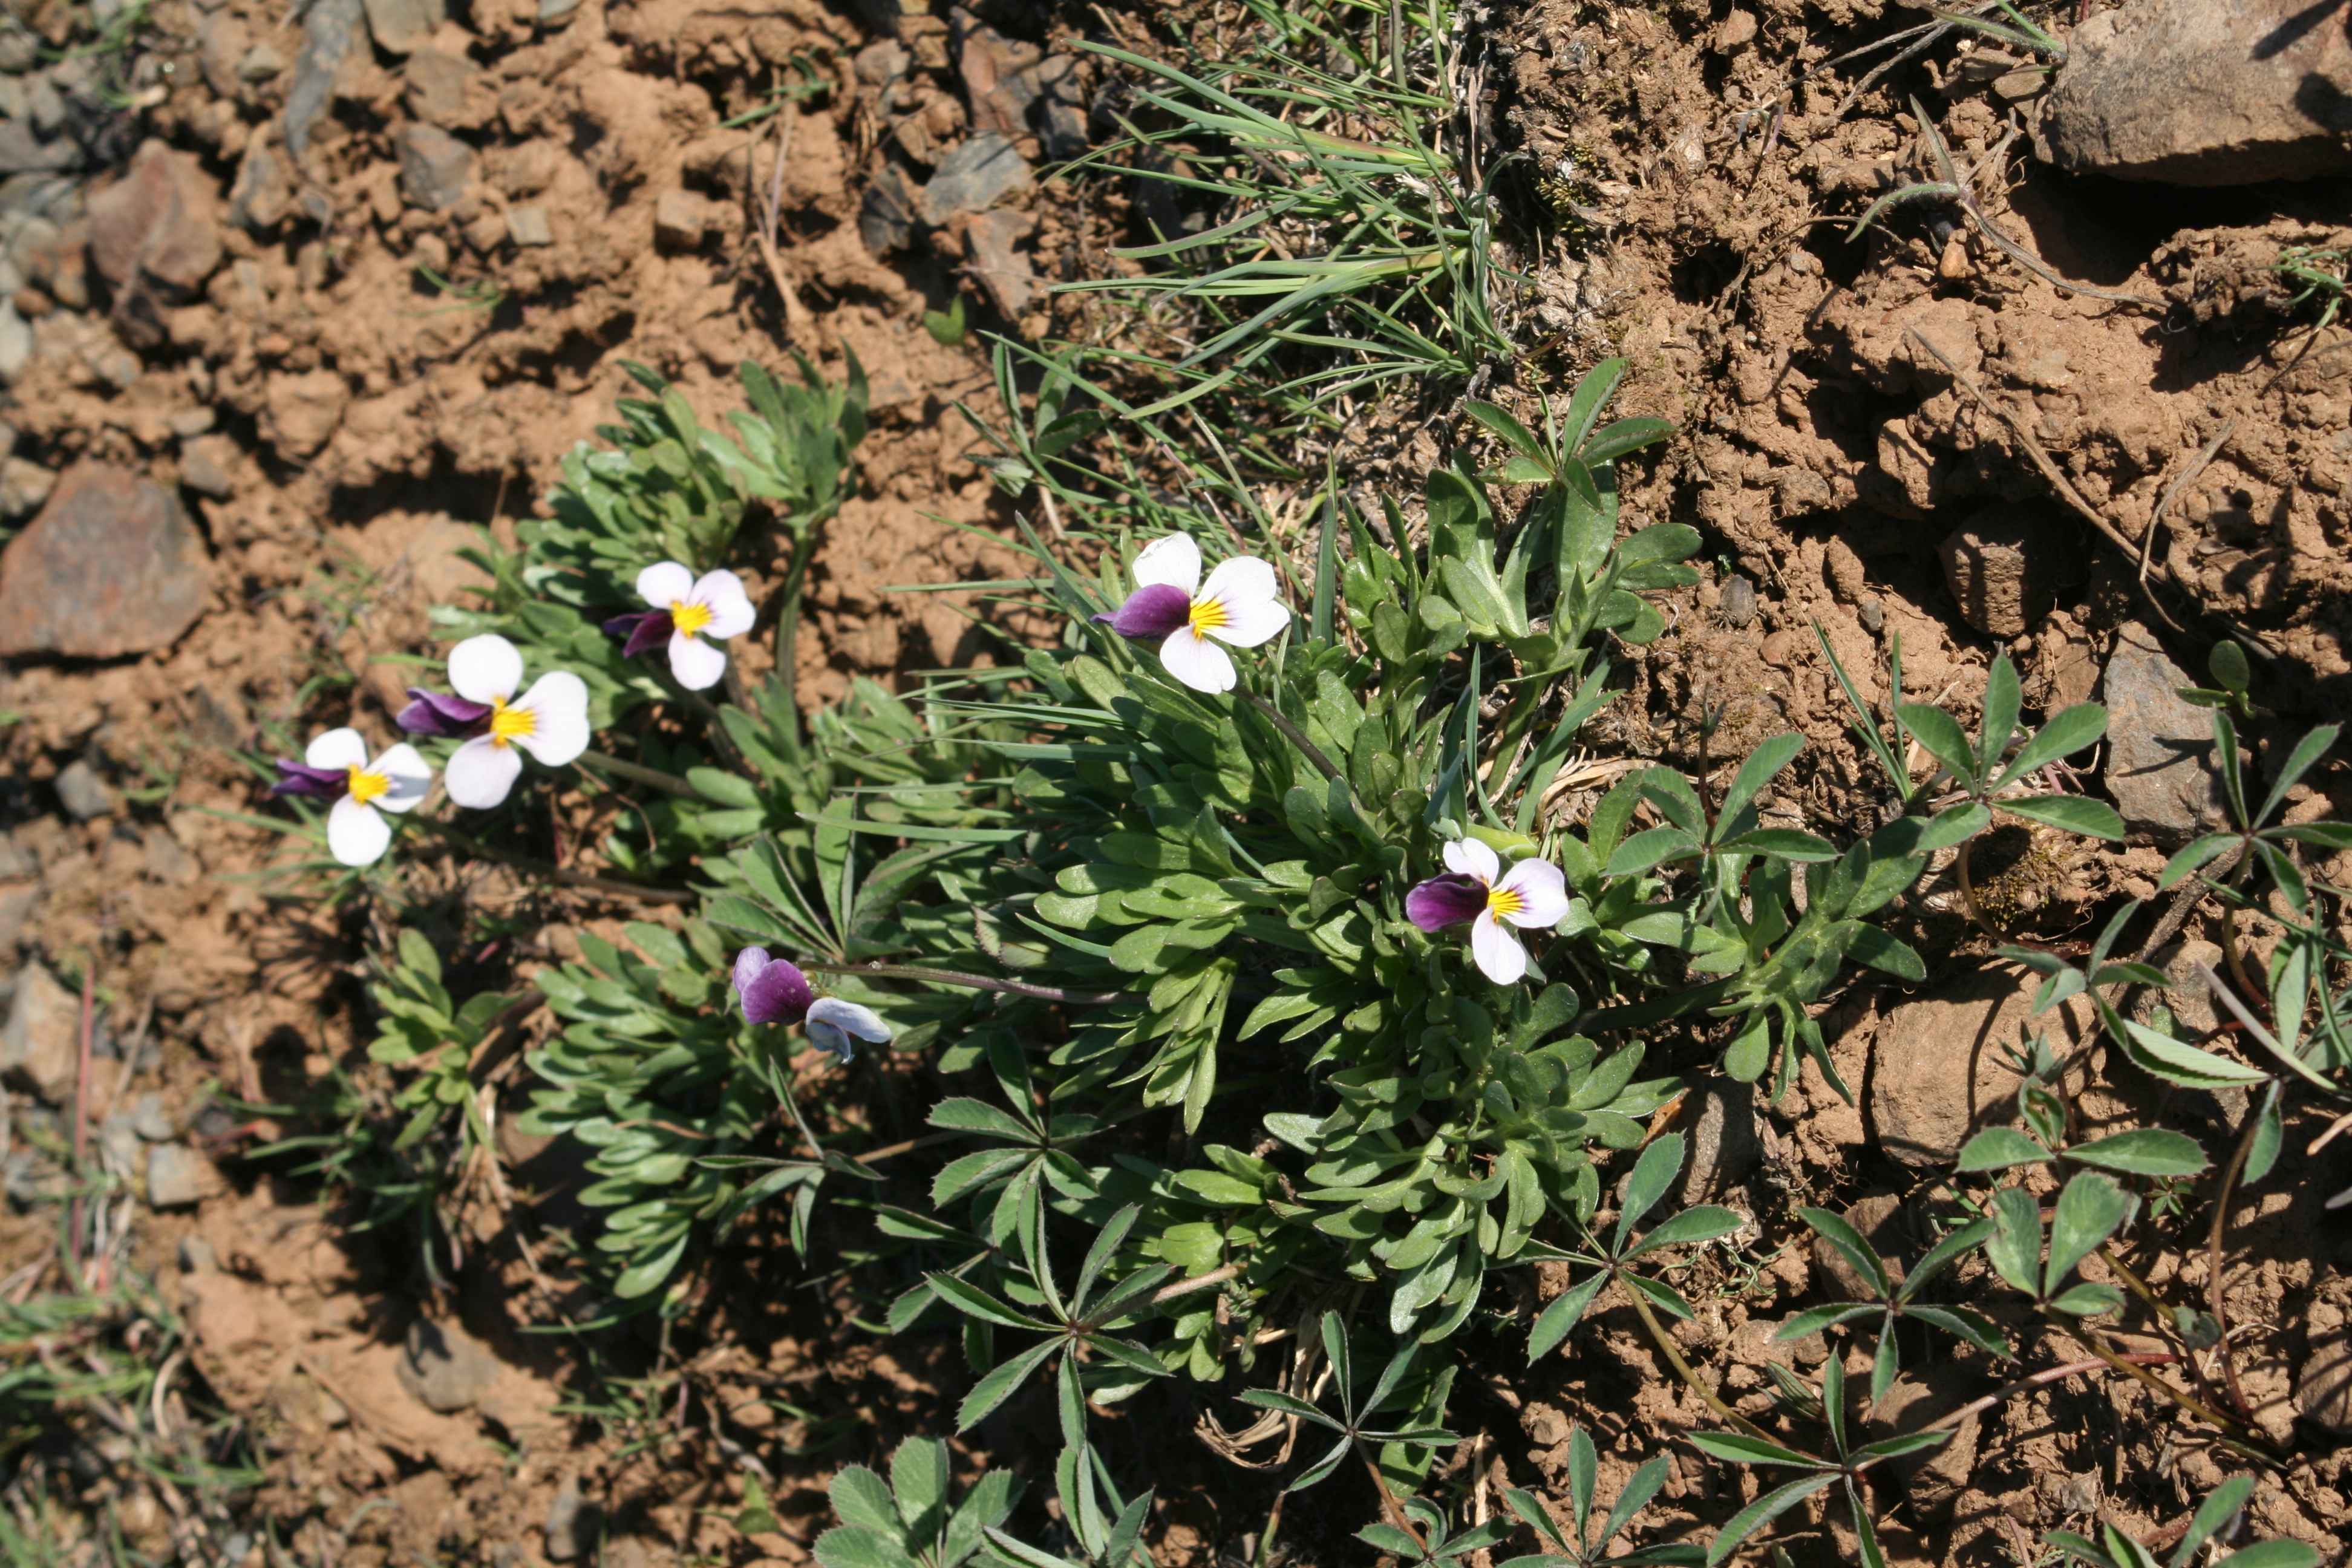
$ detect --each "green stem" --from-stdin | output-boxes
[420,818,694,904]
[578,751,713,801]
[1240,691,1344,785]
[772,521,818,741]
[799,961,1137,1005]
[1622,1274,1784,1445]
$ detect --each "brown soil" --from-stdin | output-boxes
[6,0,2352,1563]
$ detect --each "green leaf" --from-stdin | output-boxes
[1613,1134,1685,1252]
[1704,1474,1838,1567]
[2113,1015,2267,1088]
[828,1465,904,1536]
[2046,1171,2133,1295]
[2213,1543,2319,1568]
[1582,416,1676,466]
[1956,1127,2049,1171]
[1527,1272,1607,1361]
[812,1526,921,1568]
[1895,702,1978,789]
[955,1339,1060,1432]
[1795,1207,1889,1298]
[2065,1129,2208,1177]
[2255,724,2340,829]
[1464,399,1548,465]
[1605,826,1699,877]
[1995,702,2109,789]
[1627,1206,1745,1259]
[1978,654,2022,784]
[2169,1477,2256,1568]
[1684,1431,1823,1467]
[1984,1186,2041,1295]
[2001,794,2125,840]
[2048,1282,2125,1316]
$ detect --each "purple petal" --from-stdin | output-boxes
[604,609,676,660]
[396,687,495,737]
[1405,873,1489,933]
[270,760,348,799]
[734,949,813,1026]
[1101,583,1193,641]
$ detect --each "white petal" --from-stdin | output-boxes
[1443,838,1501,884]
[808,998,893,1044]
[1470,911,1528,984]
[327,797,391,866]
[368,744,434,812]
[305,727,369,771]
[1157,626,1235,693]
[636,560,694,607]
[1131,532,1202,595]
[446,633,523,704]
[1500,858,1570,928]
[443,736,522,808]
[512,672,590,765]
[1198,557,1290,647]
[668,630,728,690]
[692,570,756,640]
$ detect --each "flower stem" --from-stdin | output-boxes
[1622,1274,1787,1446]
[771,521,817,742]
[578,751,713,801]
[1240,691,1343,784]
[798,960,1136,1005]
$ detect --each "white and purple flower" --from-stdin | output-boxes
[603,561,755,691]
[1094,532,1288,694]
[732,948,893,1062]
[1405,838,1570,985]
[271,727,433,867]
[397,634,590,809]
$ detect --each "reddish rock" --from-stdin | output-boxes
[0,462,211,658]
[87,140,224,298]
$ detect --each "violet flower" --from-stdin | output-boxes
[731,947,893,1062]
[1405,838,1569,985]
[1093,532,1287,694]
[270,727,432,867]
[398,633,589,808]
[602,561,755,691]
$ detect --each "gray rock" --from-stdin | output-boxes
[0,302,28,382]
[0,120,77,175]
[404,46,479,128]
[180,436,235,500]
[177,1234,217,1273]
[362,0,443,54]
[859,161,917,254]
[505,205,552,247]
[915,132,1033,226]
[855,38,908,85]
[2297,1318,2352,1436]
[286,0,364,171]
[54,760,115,822]
[0,30,39,74]
[0,462,211,658]
[1677,1074,1761,1206]
[1812,1192,1907,1301]
[4,1149,66,1207]
[0,457,51,518]
[1939,504,2080,637]
[537,0,581,25]
[25,74,62,136]
[166,407,215,438]
[397,124,474,212]
[132,1091,172,1142]
[2102,622,2227,841]
[100,1113,140,1173]
[0,882,39,960]
[0,77,27,122]
[2037,0,2352,185]
[146,1144,222,1209]
[229,143,292,234]
[544,1474,598,1561]
[238,44,287,83]
[195,13,249,97]
[396,1318,501,1413]
[0,962,76,1104]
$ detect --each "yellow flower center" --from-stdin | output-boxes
[1187,596,1230,635]
[671,598,714,638]
[489,696,536,749]
[1486,884,1524,920]
[346,766,391,806]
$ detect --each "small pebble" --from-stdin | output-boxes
[1720,573,1757,627]
[1860,597,1884,634]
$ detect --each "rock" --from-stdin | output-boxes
[53,760,114,821]
[1991,67,2047,102]
[1716,9,1758,50]
[132,1091,172,1142]
[263,369,348,458]
[538,0,581,25]
[195,13,249,98]
[1869,967,2094,1168]
[4,1149,65,1206]
[652,189,706,250]
[505,205,552,247]
[0,301,28,381]
[287,0,364,169]
[1865,1363,1979,1517]
[855,38,908,85]
[397,125,474,212]
[955,11,1044,136]
[87,140,225,301]
[362,0,443,54]
[0,964,77,1104]
[238,44,287,83]
[0,456,51,519]
[146,1144,223,1208]
[0,462,211,657]
[0,882,39,960]
[142,825,200,885]
[964,207,1034,316]
[0,29,38,74]
[2036,0,2352,185]
[404,47,479,128]
[544,1473,598,1561]
[229,143,292,234]
[916,131,1032,226]
[25,73,60,135]
[1812,1193,1907,1301]
[101,1112,141,1173]
[860,160,918,253]
[2296,1305,2352,1436]
[1677,1074,1762,1206]
[1938,505,2080,637]
[397,1318,502,1413]
[180,435,236,500]
[2103,622,2227,841]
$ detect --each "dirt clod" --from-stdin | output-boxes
[1869,969,2092,1168]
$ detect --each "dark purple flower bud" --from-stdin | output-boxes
[604,609,676,659]
[1405,873,1488,933]
[1094,583,1193,641]
[733,947,814,1027]
[270,760,350,799]
[397,687,495,737]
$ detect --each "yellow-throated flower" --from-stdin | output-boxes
[397,633,589,808]
[270,728,433,867]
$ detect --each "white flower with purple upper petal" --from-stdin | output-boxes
[397,634,589,808]
[1093,532,1288,694]
[731,947,894,1063]
[602,561,755,691]
[270,727,433,867]
[1404,838,1570,985]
